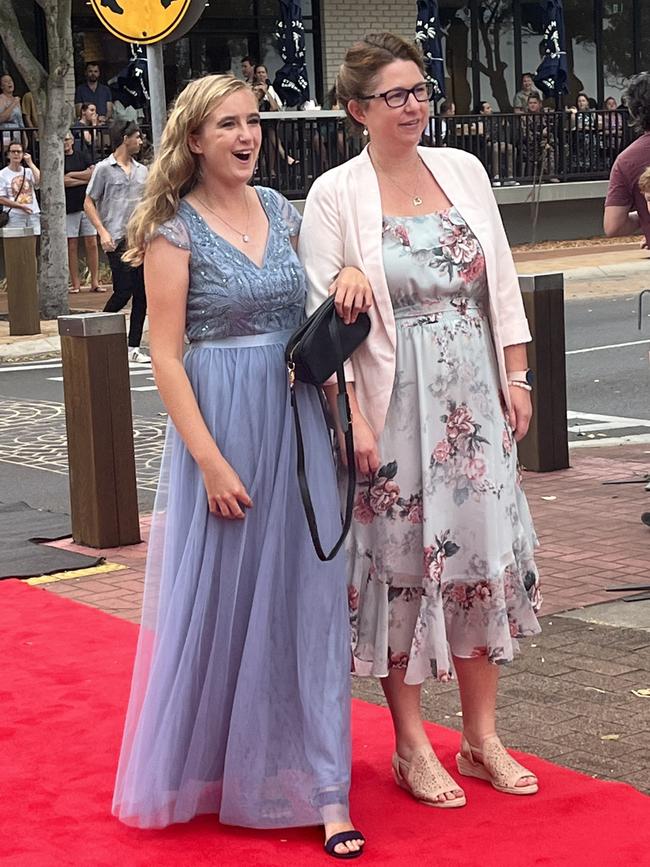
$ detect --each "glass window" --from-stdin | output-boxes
[440,1,473,113]
[476,1,516,111]
[521,0,597,107]
[641,1,650,73]
[602,0,634,105]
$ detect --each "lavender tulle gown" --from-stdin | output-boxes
[112,188,351,830]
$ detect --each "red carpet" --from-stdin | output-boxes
[1,579,648,867]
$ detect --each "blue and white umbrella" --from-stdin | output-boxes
[273,0,310,109]
[415,0,445,100]
[534,0,569,98]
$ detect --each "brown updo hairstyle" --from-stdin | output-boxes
[336,32,425,134]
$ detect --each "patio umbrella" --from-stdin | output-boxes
[273,0,310,108]
[534,0,569,99]
[415,0,445,100]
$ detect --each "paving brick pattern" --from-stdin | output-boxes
[38,446,650,795]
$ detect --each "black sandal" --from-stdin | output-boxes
[324,830,365,859]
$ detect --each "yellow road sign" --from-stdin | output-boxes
[89,0,205,45]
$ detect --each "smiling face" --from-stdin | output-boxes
[349,59,429,151]
[522,74,534,92]
[577,94,589,111]
[189,88,261,185]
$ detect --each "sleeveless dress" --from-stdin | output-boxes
[113,188,351,830]
[347,207,541,685]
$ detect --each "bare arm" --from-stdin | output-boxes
[84,193,115,251]
[323,381,380,476]
[504,343,533,441]
[65,167,93,184]
[0,195,30,211]
[0,98,19,123]
[24,155,40,186]
[603,205,640,237]
[146,235,252,519]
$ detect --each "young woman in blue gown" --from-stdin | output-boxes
[112,74,369,859]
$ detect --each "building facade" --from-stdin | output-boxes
[3,1,650,113]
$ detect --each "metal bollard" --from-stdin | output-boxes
[58,312,141,547]
[1,226,39,335]
[517,272,570,473]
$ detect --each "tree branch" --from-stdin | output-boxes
[0,1,47,94]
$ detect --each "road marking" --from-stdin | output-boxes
[568,410,650,428]
[47,368,152,382]
[566,339,650,355]
[26,562,128,585]
[1,362,64,372]
[2,361,151,374]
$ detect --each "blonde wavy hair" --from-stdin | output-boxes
[124,74,250,266]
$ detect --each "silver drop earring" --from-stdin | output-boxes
[362,127,369,137]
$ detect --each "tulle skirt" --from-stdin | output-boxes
[112,331,351,829]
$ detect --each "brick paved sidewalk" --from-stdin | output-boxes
[32,443,650,795]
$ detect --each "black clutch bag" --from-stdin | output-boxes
[286,295,370,561]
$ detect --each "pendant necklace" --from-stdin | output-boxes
[195,190,251,243]
[371,152,423,207]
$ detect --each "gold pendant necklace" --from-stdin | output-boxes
[194,191,251,243]
[372,151,423,207]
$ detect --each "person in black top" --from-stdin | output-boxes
[64,131,101,293]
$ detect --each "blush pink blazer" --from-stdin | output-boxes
[298,145,532,438]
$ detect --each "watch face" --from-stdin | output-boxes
[526,369,535,385]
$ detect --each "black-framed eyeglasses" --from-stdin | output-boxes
[360,81,433,108]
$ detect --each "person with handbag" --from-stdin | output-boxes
[0,142,40,233]
[299,32,542,810]
[112,74,369,859]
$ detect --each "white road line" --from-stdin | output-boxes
[47,367,152,382]
[566,339,650,355]
[568,410,650,427]
[1,362,63,372]
[131,385,158,392]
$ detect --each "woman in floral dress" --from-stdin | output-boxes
[300,32,542,808]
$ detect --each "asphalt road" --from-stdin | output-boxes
[0,293,648,516]
[565,293,650,439]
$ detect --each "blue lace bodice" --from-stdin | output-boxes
[155,187,306,341]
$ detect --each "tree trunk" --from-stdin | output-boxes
[38,80,70,318]
[0,0,74,318]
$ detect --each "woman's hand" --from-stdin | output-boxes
[507,386,533,441]
[202,457,253,519]
[338,413,380,476]
[328,266,373,325]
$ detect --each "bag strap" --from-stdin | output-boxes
[4,168,26,213]
[290,362,356,562]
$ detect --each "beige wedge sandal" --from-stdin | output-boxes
[392,746,466,808]
[455,734,539,795]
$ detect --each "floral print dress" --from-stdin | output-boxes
[348,207,541,685]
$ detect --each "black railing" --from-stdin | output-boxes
[252,109,632,197]
[6,109,631,200]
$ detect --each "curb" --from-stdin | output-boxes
[0,336,61,364]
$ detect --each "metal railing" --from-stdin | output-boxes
[5,108,632,200]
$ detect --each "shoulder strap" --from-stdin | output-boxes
[12,168,26,202]
[290,362,356,562]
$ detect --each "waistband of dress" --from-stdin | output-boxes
[394,301,486,319]
[188,329,294,349]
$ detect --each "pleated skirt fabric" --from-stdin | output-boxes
[112,333,351,830]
